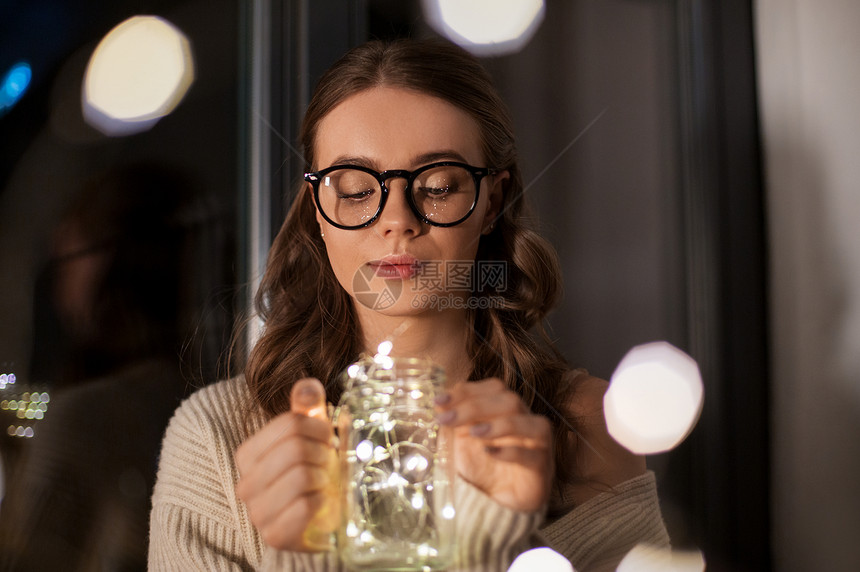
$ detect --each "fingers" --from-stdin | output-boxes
[236,378,331,469]
[435,378,551,449]
[236,432,332,496]
[234,377,337,551]
[235,410,331,472]
[235,411,333,511]
[465,414,551,449]
[437,379,526,422]
[291,377,328,420]
[243,464,331,529]
[236,430,335,552]
[256,489,329,550]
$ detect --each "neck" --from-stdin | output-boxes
[355,307,474,383]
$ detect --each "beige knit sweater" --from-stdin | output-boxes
[148,377,669,571]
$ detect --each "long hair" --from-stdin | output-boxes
[244,39,583,483]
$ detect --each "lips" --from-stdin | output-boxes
[368,254,422,280]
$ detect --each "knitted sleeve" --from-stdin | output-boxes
[148,380,260,571]
[452,477,546,571]
[539,471,670,572]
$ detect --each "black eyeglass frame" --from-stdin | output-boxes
[304,161,496,230]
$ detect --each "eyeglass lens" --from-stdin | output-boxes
[316,165,477,227]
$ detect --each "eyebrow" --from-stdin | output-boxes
[412,150,471,166]
[326,149,472,170]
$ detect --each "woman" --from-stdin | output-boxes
[149,39,669,571]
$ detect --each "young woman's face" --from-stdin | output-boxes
[312,86,506,317]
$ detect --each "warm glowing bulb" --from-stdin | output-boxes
[507,547,574,572]
[345,521,359,537]
[617,544,706,572]
[411,493,425,509]
[356,440,374,462]
[422,0,545,56]
[604,342,704,454]
[377,340,393,356]
[373,446,388,462]
[374,355,394,369]
[83,15,194,135]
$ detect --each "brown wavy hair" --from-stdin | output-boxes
[244,38,583,483]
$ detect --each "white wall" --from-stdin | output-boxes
[756,1,860,569]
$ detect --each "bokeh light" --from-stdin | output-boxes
[377,340,393,356]
[0,373,17,390]
[0,62,32,116]
[617,543,706,572]
[82,15,194,136]
[604,341,704,454]
[1,372,48,439]
[422,0,545,57]
[507,547,575,572]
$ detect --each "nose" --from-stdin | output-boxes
[377,178,421,237]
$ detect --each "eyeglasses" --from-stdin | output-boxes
[304,161,496,230]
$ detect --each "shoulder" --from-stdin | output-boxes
[162,376,264,459]
[153,376,263,510]
[556,369,611,433]
[150,377,268,565]
[556,370,647,505]
[561,369,606,418]
[175,376,253,420]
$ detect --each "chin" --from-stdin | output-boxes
[351,289,456,318]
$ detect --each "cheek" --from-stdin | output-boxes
[445,225,483,261]
[323,234,362,296]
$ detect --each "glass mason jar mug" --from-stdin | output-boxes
[334,356,456,570]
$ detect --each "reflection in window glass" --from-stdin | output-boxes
[0,2,241,569]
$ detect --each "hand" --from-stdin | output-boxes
[235,378,338,551]
[435,378,553,513]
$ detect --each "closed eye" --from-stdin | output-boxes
[337,188,376,200]
[417,185,457,197]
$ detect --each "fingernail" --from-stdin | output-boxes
[437,410,456,424]
[293,380,323,408]
[470,423,491,437]
[434,393,452,405]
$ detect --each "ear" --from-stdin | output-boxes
[481,169,508,234]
